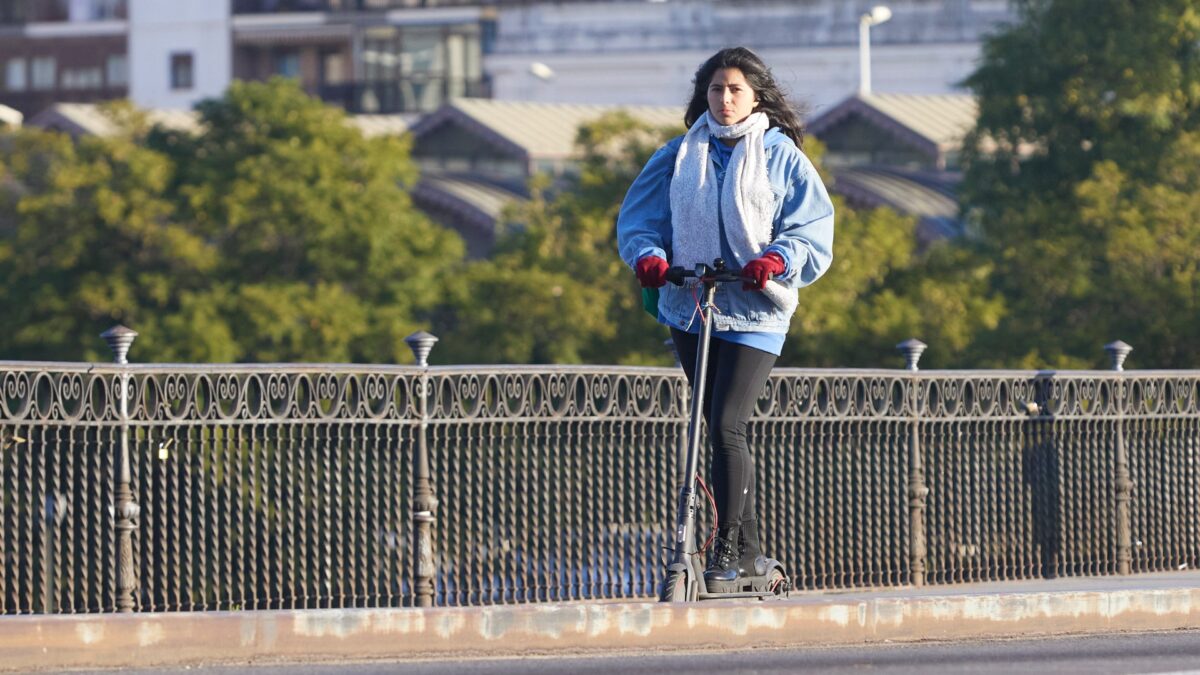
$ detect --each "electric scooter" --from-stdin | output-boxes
[659,258,790,602]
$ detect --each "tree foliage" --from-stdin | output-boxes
[782,189,1001,368]
[0,79,463,363]
[431,111,672,365]
[961,0,1200,367]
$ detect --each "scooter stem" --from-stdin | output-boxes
[671,279,718,564]
[684,280,718,496]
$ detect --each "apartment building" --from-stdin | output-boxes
[0,0,490,116]
[1,1,1014,118]
[232,1,489,114]
[0,0,129,116]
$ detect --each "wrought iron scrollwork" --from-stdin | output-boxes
[3,362,1200,614]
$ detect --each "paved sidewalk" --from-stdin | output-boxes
[5,571,1200,672]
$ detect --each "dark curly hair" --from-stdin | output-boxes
[684,47,805,149]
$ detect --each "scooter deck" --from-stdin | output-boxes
[698,590,779,600]
[704,570,789,597]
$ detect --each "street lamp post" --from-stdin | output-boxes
[101,325,140,612]
[405,331,439,607]
[858,5,892,96]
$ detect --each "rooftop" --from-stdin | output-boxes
[830,166,962,243]
[27,103,200,137]
[25,103,411,138]
[807,93,979,158]
[410,98,682,160]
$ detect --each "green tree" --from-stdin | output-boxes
[150,78,462,363]
[961,0,1200,367]
[1072,133,1200,365]
[0,105,215,361]
[0,80,463,363]
[432,111,682,365]
[781,195,1002,368]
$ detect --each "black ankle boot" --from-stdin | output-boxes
[738,518,769,577]
[704,526,741,583]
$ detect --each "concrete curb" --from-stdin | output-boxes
[5,584,1200,671]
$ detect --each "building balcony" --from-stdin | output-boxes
[233,0,343,13]
[1,0,127,24]
[232,0,482,13]
[318,76,489,114]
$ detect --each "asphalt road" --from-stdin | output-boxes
[79,630,1200,674]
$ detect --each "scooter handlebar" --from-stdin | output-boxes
[665,259,744,286]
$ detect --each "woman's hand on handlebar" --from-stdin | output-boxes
[741,252,786,291]
[635,255,670,288]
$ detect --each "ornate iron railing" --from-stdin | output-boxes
[2,337,1198,613]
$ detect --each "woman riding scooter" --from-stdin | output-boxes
[616,47,835,586]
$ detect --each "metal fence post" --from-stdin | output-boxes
[405,331,439,607]
[897,338,928,587]
[41,492,67,613]
[1106,340,1134,575]
[100,325,139,612]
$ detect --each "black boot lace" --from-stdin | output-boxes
[710,535,738,572]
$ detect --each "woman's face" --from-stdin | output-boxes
[707,67,758,126]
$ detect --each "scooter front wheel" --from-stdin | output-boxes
[659,569,695,602]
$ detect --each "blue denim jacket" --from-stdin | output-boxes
[616,128,835,333]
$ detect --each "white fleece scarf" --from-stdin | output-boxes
[669,111,795,311]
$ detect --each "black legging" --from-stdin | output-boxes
[670,328,777,530]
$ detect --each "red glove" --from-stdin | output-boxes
[635,255,669,288]
[742,252,786,291]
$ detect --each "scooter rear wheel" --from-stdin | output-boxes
[659,569,693,602]
[765,568,789,596]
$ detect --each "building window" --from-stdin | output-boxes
[170,52,193,90]
[62,66,103,89]
[274,51,300,79]
[31,56,56,91]
[400,28,443,74]
[4,58,26,91]
[322,52,346,85]
[93,0,127,20]
[0,0,28,23]
[34,0,68,21]
[106,54,127,87]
